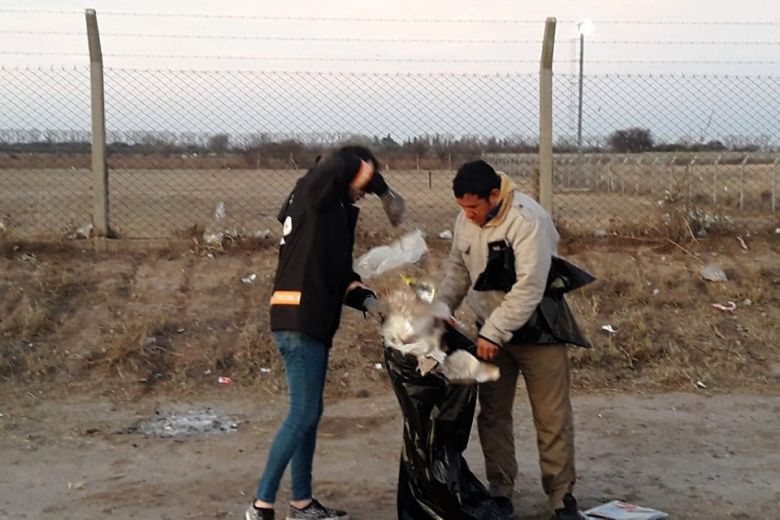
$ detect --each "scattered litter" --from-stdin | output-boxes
[204,369,212,375]
[711,301,737,313]
[742,298,753,307]
[700,264,728,282]
[695,380,707,390]
[254,228,271,240]
[775,227,780,235]
[241,273,257,284]
[374,363,383,370]
[73,223,93,239]
[123,408,239,437]
[202,232,223,246]
[176,327,185,333]
[217,376,232,385]
[584,500,668,519]
[214,201,226,221]
[601,324,618,335]
[67,481,86,491]
[652,288,660,296]
[0,221,5,233]
[594,228,608,239]
[736,235,748,251]
[0,412,4,418]
[438,230,453,240]
[259,367,271,374]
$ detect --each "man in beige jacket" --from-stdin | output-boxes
[437,160,586,520]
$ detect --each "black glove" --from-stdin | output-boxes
[344,286,377,312]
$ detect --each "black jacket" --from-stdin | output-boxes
[476,255,595,348]
[269,154,368,346]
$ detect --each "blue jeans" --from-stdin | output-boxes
[255,331,329,502]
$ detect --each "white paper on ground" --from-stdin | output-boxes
[584,500,668,520]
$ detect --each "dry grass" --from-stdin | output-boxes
[0,234,778,397]
[566,244,779,391]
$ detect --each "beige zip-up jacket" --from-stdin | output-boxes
[437,176,559,346]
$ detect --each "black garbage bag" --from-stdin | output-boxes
[384,326,504,520]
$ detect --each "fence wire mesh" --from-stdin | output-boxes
[1,65,778,240]
[489,73,780,235]
[0,66,92,238]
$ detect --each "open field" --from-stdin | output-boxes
[1,164,777,239]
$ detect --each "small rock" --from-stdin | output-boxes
[594,228,608,239]
[742,299,753,307]
[241,273,257,284]
[700,264,728,282]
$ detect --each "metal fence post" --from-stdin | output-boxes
[86,9,109,236]
[634,156,642,195]
[621,154,629,193]
[772,157,778,212]
[537,17,556,213]
[687,156,697,204]
[607,157,614,192]
[740,155,749,210]
[712,154,722,205]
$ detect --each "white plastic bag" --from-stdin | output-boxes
[354,229,428,279]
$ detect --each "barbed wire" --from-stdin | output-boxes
[1,9,779,26]
[2,51,780,65]
[2,30,779,46]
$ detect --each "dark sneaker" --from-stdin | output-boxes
[494,496,518,520]
[286,498,348,520]
[555,493,586,520]
[245,504,275,520]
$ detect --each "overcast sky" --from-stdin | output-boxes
[1,0,779,74]
[1,1,778,144]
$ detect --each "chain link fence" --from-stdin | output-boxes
[1,65,778,240]
[0,66,93,237]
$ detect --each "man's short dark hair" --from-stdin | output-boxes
[453,160,500,199]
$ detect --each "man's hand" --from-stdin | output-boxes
[476,337,499,361]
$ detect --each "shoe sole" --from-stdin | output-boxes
[284,514,349,520]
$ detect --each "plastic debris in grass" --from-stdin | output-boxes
[601,324,618,335]
[438,230,453,240]
[711,301,737,313]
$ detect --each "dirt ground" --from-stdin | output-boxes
[1,233,779,518]
[1,390,778,519]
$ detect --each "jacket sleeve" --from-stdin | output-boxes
[479,215,553,345]
[306,154,361,212]
[436,215,471,314]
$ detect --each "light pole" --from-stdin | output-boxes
[576,19,594,152]
[576,19,594,183]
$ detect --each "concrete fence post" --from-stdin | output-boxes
[85,9,109,236]
[537,17,556,213]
